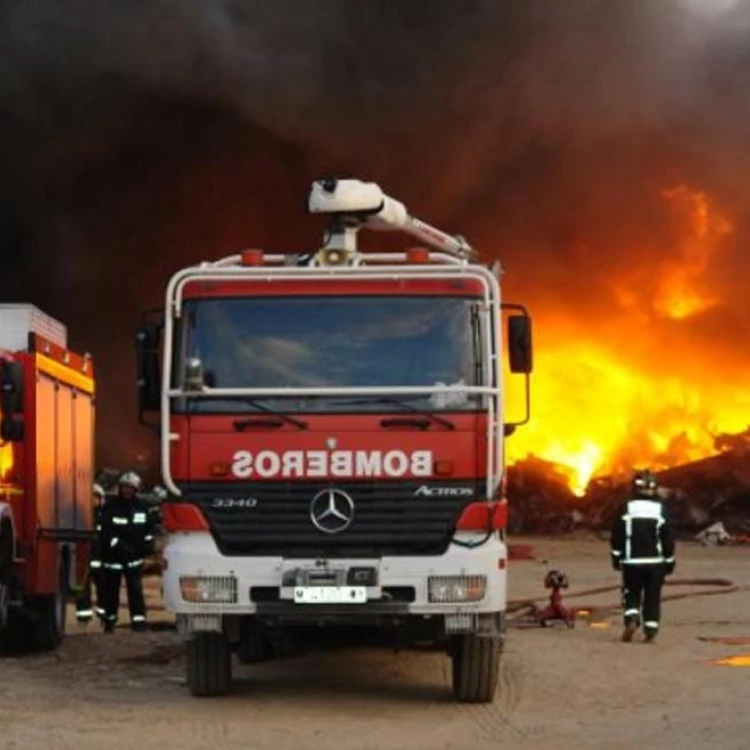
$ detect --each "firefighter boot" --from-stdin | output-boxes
[75,590,94,626]
[622,616,639,642]
[644,625,658,643]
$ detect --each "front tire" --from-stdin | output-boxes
[0,521,23,652]
[451,634,501,703]
[187,632,232,696]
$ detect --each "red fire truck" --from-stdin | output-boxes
[137,179,532,700]
[0,305,95,651]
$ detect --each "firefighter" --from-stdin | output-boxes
[610,469,676,642]
[75,483,107,625]
[98,471,156,632]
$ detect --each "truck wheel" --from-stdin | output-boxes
[30,554,69,652]
[0,610,26,653]
[0,519,12,630]
[187,632,232,696]
[451,634,501,703]
[0,522,23,653]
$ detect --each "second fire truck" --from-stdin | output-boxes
[0,305,95,652]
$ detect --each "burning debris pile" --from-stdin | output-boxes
[505,184,750,494]
[504,180,750,539]
[507,457,580,535]
[507,425,750,539]
[657,449,750,539]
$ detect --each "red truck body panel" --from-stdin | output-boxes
[1,334,95,596]
[165,273,504,560]
[181,277,487,300]
[173,413,487,487]
[172,278,488,492]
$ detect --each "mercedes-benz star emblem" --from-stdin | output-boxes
[310,489,355,534]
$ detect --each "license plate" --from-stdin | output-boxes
[293,586,367,604]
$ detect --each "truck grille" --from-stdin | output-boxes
[179,481,477,558]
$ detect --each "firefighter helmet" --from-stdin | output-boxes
[118,471,142,491]
[93,483,105,498]
[632,469,657,496]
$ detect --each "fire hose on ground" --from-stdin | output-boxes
[507,577,739,627]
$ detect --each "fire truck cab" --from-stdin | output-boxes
[0,305,95,651]
[137,179,532,701]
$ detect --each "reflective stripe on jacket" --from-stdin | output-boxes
[611,498,675,565]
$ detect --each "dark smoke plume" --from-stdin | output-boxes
[1,0,749,475]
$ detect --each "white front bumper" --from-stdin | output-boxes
[163,531,507,616]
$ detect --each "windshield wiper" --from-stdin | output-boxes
[334,397,455,430]
[235,399,308,430]
[192,396,308,430]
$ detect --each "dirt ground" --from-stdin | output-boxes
[1,537,750,750]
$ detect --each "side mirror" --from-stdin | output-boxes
[0,416,24,442]
[136,324,161,413]
[508,315,533,374]
[0,361,24,414]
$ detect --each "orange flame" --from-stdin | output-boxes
[654,185,730,320]
[507,185,744,493]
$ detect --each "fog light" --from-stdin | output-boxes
[180,575,238,603]
[428,575,486,603]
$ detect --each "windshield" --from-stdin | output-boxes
[176,296,483,413]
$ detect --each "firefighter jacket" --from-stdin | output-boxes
[94,496,156,570]
[88,502,105,573]
[610,497,675,569]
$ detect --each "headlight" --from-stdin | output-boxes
[180,575,238,603]
[428,575,486,603]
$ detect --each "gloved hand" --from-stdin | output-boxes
[611,556,622,572]
[664,560,675,575]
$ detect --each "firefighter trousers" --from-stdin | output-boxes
[100,565,147,627]
[621,564,665,631]
[75,569,103,622]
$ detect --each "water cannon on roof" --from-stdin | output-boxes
[307,178,476,265]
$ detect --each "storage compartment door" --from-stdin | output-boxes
[35,375,57,529]
[72,390,94,531]
[55,384,75,529]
